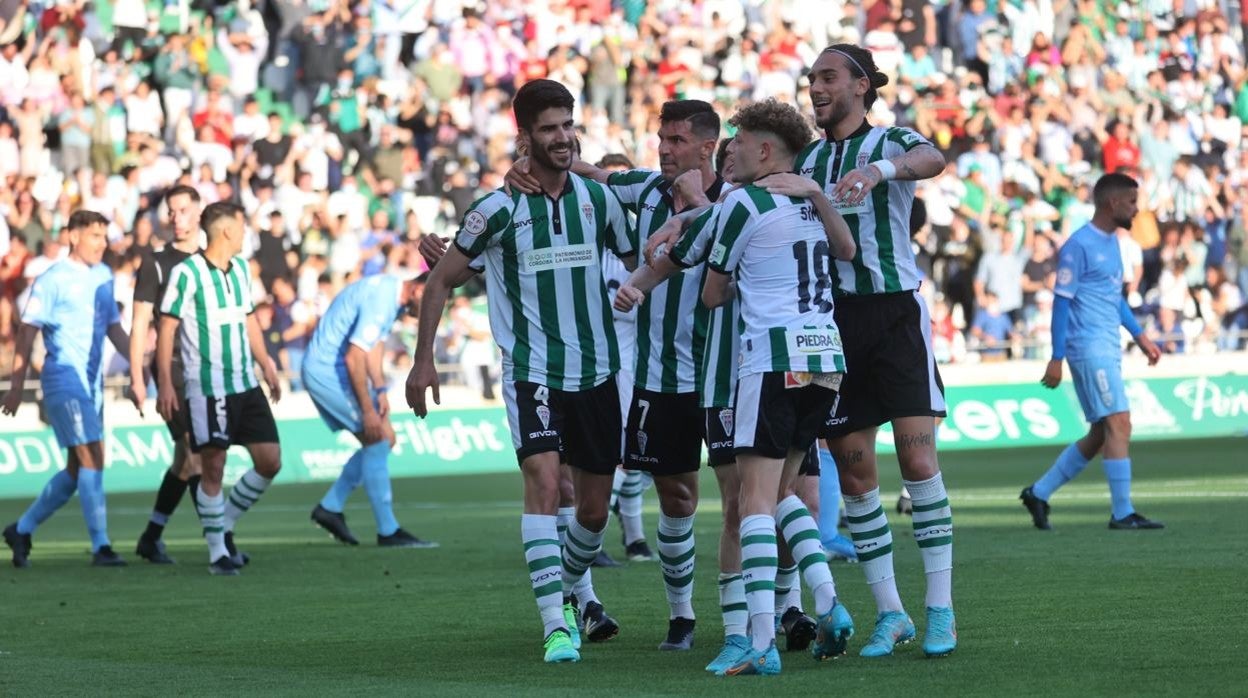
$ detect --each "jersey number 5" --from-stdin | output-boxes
[792,240,833,313]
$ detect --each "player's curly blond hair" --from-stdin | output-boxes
[727,99,813,158]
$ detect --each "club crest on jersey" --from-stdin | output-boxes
[637,430,648,454]
[581,203,595,224]
[857,153,869,169]
[1057,268,1073,286]
[718,409,734,437]
[536,405,551,430]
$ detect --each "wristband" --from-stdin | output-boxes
[871,160,897,181]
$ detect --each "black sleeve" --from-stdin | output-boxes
[133,252,160,305]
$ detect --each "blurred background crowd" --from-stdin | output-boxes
[2,0,1248,400]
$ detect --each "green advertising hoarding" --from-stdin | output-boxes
[1,373,1245,499]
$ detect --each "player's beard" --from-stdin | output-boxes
[532,139,574,172]
[817,91,856,132]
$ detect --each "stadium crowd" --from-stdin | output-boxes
[2,0,1248,394]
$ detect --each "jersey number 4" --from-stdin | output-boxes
[792,240,833,313]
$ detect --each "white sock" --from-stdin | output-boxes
[658,512,696,619]
[740,514,778,651]
[777,494,838,615]
[618,469,646,545]
[521,513,566,638]
[718,573,748,637]
[844,488,904,614]
[224,469,272,532]
[197,489,228,562]
[561,518,605,595]
[905,473,954,609]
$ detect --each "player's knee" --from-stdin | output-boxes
[897,449,939,481]
[576,505,609,532]
[255,450,282,478]
[1104,413,1132,441]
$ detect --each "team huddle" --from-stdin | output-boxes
[406,44,958,675]
[3,42,1166,678]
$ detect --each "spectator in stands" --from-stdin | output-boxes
[971,291,1015,362]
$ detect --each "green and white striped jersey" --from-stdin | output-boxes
[606,168,724,394]
[160,253,258,399]
[706,185,846,378]
[454,174,634,391]
[670,206,740,409]
[793,123,932,297]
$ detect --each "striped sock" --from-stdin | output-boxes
[561,518,605,596]
[557,507,598,606]
[197,489,229,562]
[618,470,646,545]
[740,514,778,651]
[777,494,837,615]
[718,573,748,637]
[224,469,272,532]
[521,514,566,638]
[774,563,797,616]
[658,513,696,619]
[906,474,954,609]
[845,489,904,613]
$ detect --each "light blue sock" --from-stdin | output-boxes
[1032,443,1091,501]
[1103,458,1135,520]
[17,469,78,535]
[361,440,399,536]
[76,468,110,552]
[817,446,842,545]
[320,449,365,513]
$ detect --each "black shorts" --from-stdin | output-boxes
[734,372,840,459]
[504,378,621,475]
[624,388,702,476]
[798,442,820,476]
[187,387,279,453]
[821,290,947,438]
[703,406,737,467]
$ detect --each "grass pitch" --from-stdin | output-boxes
[1,438,1245,697]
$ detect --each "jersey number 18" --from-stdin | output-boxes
[792,240,833,313]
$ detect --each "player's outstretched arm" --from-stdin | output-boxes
[643,208,711,266]
[615,255,680,312]
[418,235,480,288]
[1,323,39,416]
[832,143,946,206]
[757,173,856,260]
[408,246,472,417]
[702,268,733,309]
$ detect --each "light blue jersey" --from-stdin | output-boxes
[302,274,403,432]
[21,259,119,447]
[1053,223,1124,361]
[21,260,119,400]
